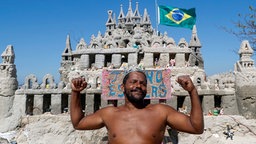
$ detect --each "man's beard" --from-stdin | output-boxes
[124,88,146,103]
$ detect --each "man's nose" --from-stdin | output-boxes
[135,82,142,88]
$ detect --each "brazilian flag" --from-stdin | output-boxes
[158,5,196,29]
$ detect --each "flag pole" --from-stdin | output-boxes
[155,0,159,35]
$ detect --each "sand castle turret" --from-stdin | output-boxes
[0,45,18,119]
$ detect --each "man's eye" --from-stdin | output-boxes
[141,83,147,86]
[131,80,137,84]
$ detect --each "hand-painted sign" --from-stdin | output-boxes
[101,69,171,100]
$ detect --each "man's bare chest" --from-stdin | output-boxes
[104,110,166,135]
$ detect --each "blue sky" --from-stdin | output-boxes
[0,0,255,84]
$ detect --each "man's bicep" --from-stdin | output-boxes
[166,109,195,133]
[76,112,105,130]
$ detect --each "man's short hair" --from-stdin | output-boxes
[122,70,147,85]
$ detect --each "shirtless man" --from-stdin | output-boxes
[70,71,204,144]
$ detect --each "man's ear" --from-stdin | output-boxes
[120,84,124,92]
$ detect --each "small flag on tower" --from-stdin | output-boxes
[158,5,196,29]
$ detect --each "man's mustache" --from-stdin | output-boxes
[131,88,146,93]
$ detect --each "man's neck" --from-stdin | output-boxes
[124,99,146,110]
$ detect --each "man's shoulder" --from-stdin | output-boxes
[99,105,118,111]
[146,103,167,107]
[146,103,175,111]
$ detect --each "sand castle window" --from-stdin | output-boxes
[94,94,101,112]
[61,94,69,113]
[81,94,86,112]
[121,54,128,63]
[214,95,222,108]
[105,54,112,67]
[43,94,51,113]
[89,54,96,68]
[153,53,160,66]
[28,79,32,89]
[108,100,117,107]
[177,96,185,110]
[25,95,34,115]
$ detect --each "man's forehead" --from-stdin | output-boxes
[127,71,146,79]
[129,71,143,75]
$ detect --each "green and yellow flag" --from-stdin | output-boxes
[158,5,196,29]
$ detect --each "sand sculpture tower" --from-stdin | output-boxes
[0,45,18,118]
[234,40,256,119]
